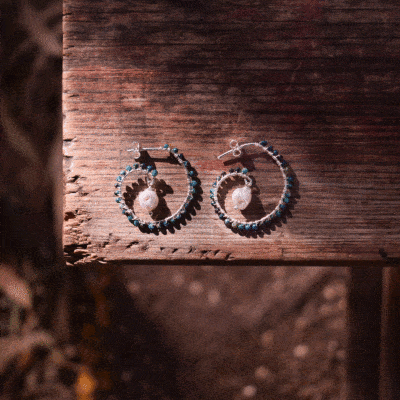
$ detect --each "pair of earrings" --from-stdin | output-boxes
[114,140,294,234]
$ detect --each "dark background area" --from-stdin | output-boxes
[0,0,393,399]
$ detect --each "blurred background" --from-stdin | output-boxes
[0,0,380,399]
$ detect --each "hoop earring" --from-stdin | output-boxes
[210,139,294,233]
[114,142,199,233]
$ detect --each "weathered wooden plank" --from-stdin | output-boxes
[63,0,400,261]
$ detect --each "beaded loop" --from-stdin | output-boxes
[114,144,198,232]
[211,140,294,233]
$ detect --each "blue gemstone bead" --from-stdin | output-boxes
[221,171,226,176]
[151,170,158,177]
[172,148,178,153]
[114,183,120,188]
[184,161,191,168]
[148,223,155,230]
[219,214,225,220]
[191,181,198,187]
[191,188,197,194]
[133,163,139,169]
[242,168,248,174]
[188,169,195,176]
[229,168,235,173]
[114,191,120,196]
[210,194,214,199]
[120,170,126,175]
[176,214,182,220]
[251,223,258,231]
[116,176,122,182]
[163,144,169,149]
[122,209,126,214]
[225,219,230,225]
[163,221,169,227]
[133,220,140,227]
[281,161,288,167]
[283,197,290,203]
[273,150,278,156]
[116,197,122,203]
[260,140,268,146]
[235,167,241,172]
[147,165,153,172]
[126,165,132,171]
[285,192,291,198]
[238,224,244,230]
[287,176,294,182]
[212,182,217,187]
[178,153,184,159]
[287,183,293,189]
[267,146,273,152]
[140,163,146,169]
[211,201,215,206]
[276,211,282,218]
[128,215,133,221]
[279,204,286,210]
[245,224,251,231]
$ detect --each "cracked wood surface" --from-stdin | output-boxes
[63,0,400,261]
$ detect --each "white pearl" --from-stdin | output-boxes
[232,186,252,210]
[138,187,159,212]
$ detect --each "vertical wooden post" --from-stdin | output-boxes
[347,267,382,400]
[380,266,400,400]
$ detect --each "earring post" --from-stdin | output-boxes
[127,146,165,152]
[218,142,260,159]
[142,146,165,151]
[127,143,166,158]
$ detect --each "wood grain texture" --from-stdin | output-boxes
[63,0,400,261]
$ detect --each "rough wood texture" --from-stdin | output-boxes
[63,0,400,261]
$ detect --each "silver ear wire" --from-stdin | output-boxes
[127,142,165,159]
[127,142,141,158]
[218,139,242,159]
[218,140,261,159]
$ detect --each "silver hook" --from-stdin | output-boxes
[127,142,165,159]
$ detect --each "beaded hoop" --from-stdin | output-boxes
[210,140,294,233]
[114,143,198,232]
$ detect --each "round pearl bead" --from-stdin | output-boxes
[138,187,159,212]
[232,186,252,210]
